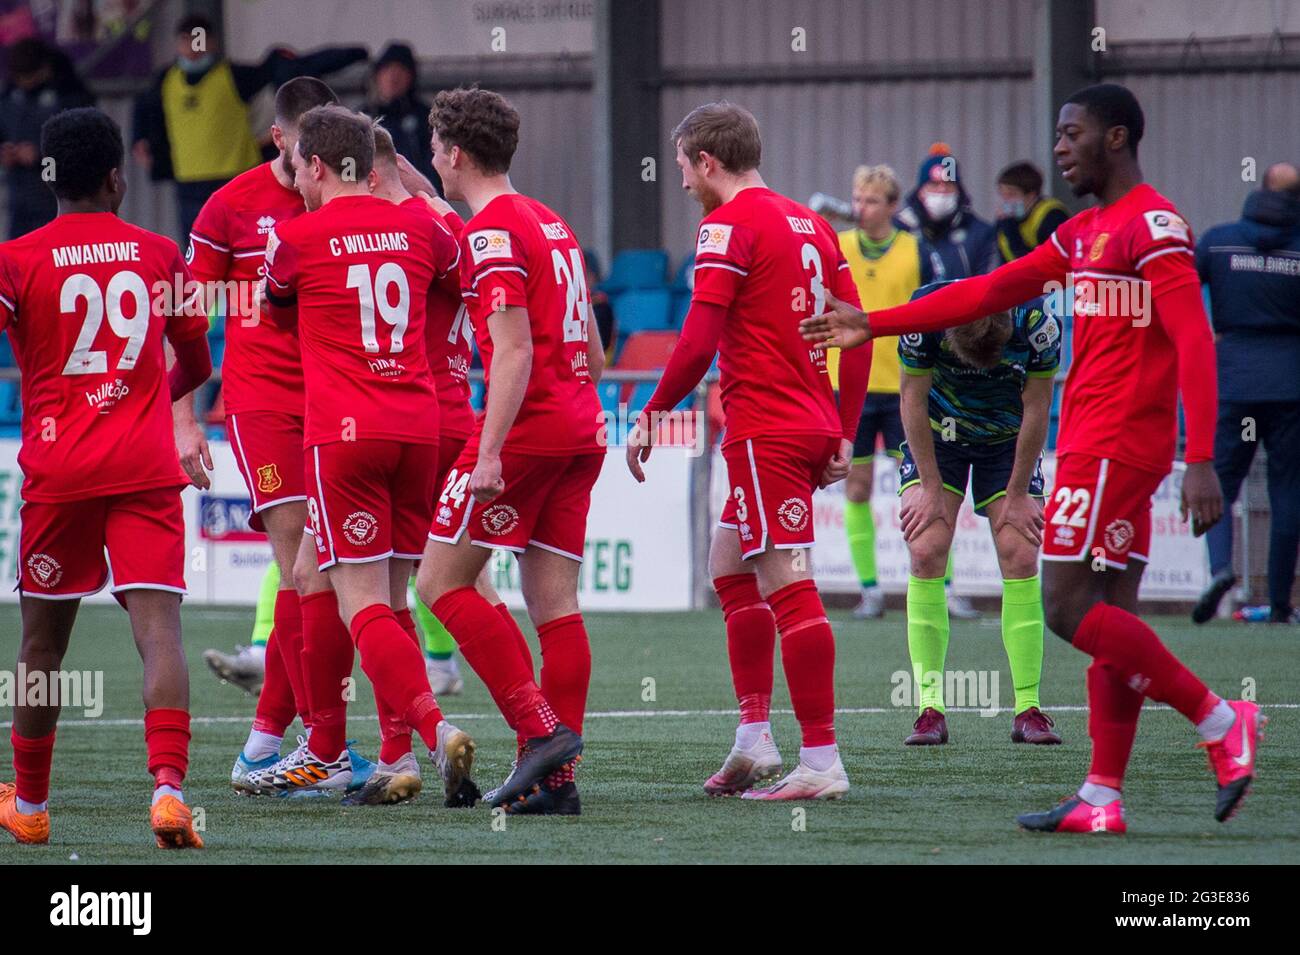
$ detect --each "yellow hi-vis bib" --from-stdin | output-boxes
[162,61,261,183]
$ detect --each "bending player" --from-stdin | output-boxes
[802,84,1263,832]
[248,105,478,806]
[0,108,211,848]
[629,103,871,800]
[176,77,374,795]
[894,283,1061,746]
[416,88,603,815]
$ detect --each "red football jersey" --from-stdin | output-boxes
[1044,184,1201,472]
[691,187,861,448]
[0,213,206,502]
[263,193,457,448]
[189,162,305,416]
[459,193,600,456]
[400,197,475,439]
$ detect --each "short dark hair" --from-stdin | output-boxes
[371,122,398,165]
[429,87,519,175]
[296,105,374,181]
[41,107,123,201]
[672,102,761,173]
[1066,83,1144,156]
[274,76,339,127]
[996,161,1043,195]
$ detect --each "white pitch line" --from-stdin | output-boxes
[1,703,1294,730]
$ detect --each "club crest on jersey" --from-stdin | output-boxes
[1088,233,1109,261]
[776,497,810,533]
[481,504,519,536]
[264,229,280,265]
[256,464,282,494]
[1144,210,1189,243]
[469,229,512,264]
[25,553,63,588]
[1105,519,1135,554]
[342,510,379,547]
[697,223,733,255]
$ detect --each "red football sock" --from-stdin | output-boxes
[1072,603,1218,723]
[11,729,55,805]
[433,587,556,739]
[1085,660,1144,789]
[252,627,296,737]
[373,607,422,762]
[769,580,836,747]
[300,590,355,761]
[274,589,310,726]
[351,603,444,751]
[537,614,591,734]
[714,574,775,723]
[144,708,190,791]
[495,602,536,680]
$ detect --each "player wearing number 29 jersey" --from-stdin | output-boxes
[0,212,206,595]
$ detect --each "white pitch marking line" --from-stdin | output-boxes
[1,703,1294,730]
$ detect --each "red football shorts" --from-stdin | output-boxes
[429,445,605,561]
[719,433,840,560]
[19,485,186,598]
[227,410,307,532]
[434,432,470,506]
[305,439,437,570]
[1042,453,1165,570]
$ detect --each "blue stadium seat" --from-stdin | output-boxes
[596,378,623,416]
[602,249,669,292]
[671,253,694,292]
[0,379,22,427]
[0,334,14,367]
[469,379,486,413]
[612,288,672,335]
[626,379,692,413]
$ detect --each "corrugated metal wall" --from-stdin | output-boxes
[658,0,1038,261]
[1106,71,1300,237]
[496,86,595,243]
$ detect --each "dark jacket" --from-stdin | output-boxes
[895,184,1000,284]
[0,53,94,237]
[131,45,368,184]
[1196,189,1300,403]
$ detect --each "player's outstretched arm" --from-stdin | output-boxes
[474,306,533,502]
[627,299,726,482]
[802,240,1068,346]
[1000,375,1053,546]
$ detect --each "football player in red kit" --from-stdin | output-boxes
[338,124,499,807]
[802,84,1264,832]
[629,103,871,800]
[0,108,211,848]
[175,76,380,796]
[416,87,605,815]
[247,105,478,807]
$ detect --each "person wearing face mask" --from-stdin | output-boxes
[131,14,366,244]
[895,143,1000,288]
[893,144,998,618]
[994,161,1070,263]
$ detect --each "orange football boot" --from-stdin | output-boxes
[0,782,50,845]
[150,793,204,849]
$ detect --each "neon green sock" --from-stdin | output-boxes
[907,575,949,713]
[1001,576,1044,714]
[250,562,280,647]
[944,549,955,586]
[409,580,455,659]
[843,498,878,587]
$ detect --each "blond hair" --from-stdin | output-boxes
[852,164,901,203]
